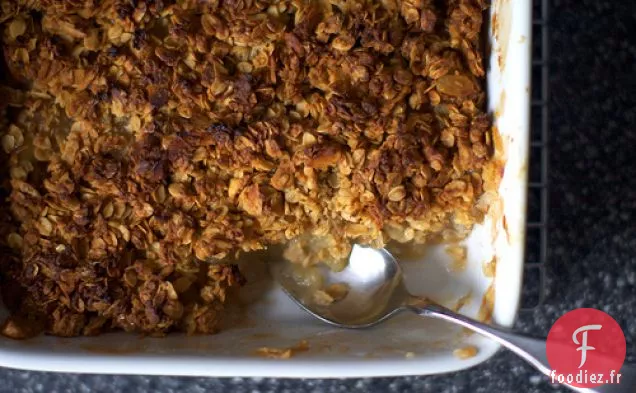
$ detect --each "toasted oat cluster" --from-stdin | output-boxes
[0,0,495,337]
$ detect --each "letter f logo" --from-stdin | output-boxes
[572,324,602,368]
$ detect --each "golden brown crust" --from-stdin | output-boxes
[0,0,493,337]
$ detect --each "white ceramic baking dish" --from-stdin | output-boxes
[0,0,531,377]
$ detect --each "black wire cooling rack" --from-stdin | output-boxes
[521,0,549,310]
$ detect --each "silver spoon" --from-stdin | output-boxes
[270,245,634,393]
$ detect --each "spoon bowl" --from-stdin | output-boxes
[270,245,413,328]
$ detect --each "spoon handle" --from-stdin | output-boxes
[408,301,634,393]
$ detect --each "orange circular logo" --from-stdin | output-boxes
[546,308,626,388]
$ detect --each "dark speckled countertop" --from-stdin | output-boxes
[1,1,634,392]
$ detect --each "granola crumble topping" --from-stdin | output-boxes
[0,0,494,337]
